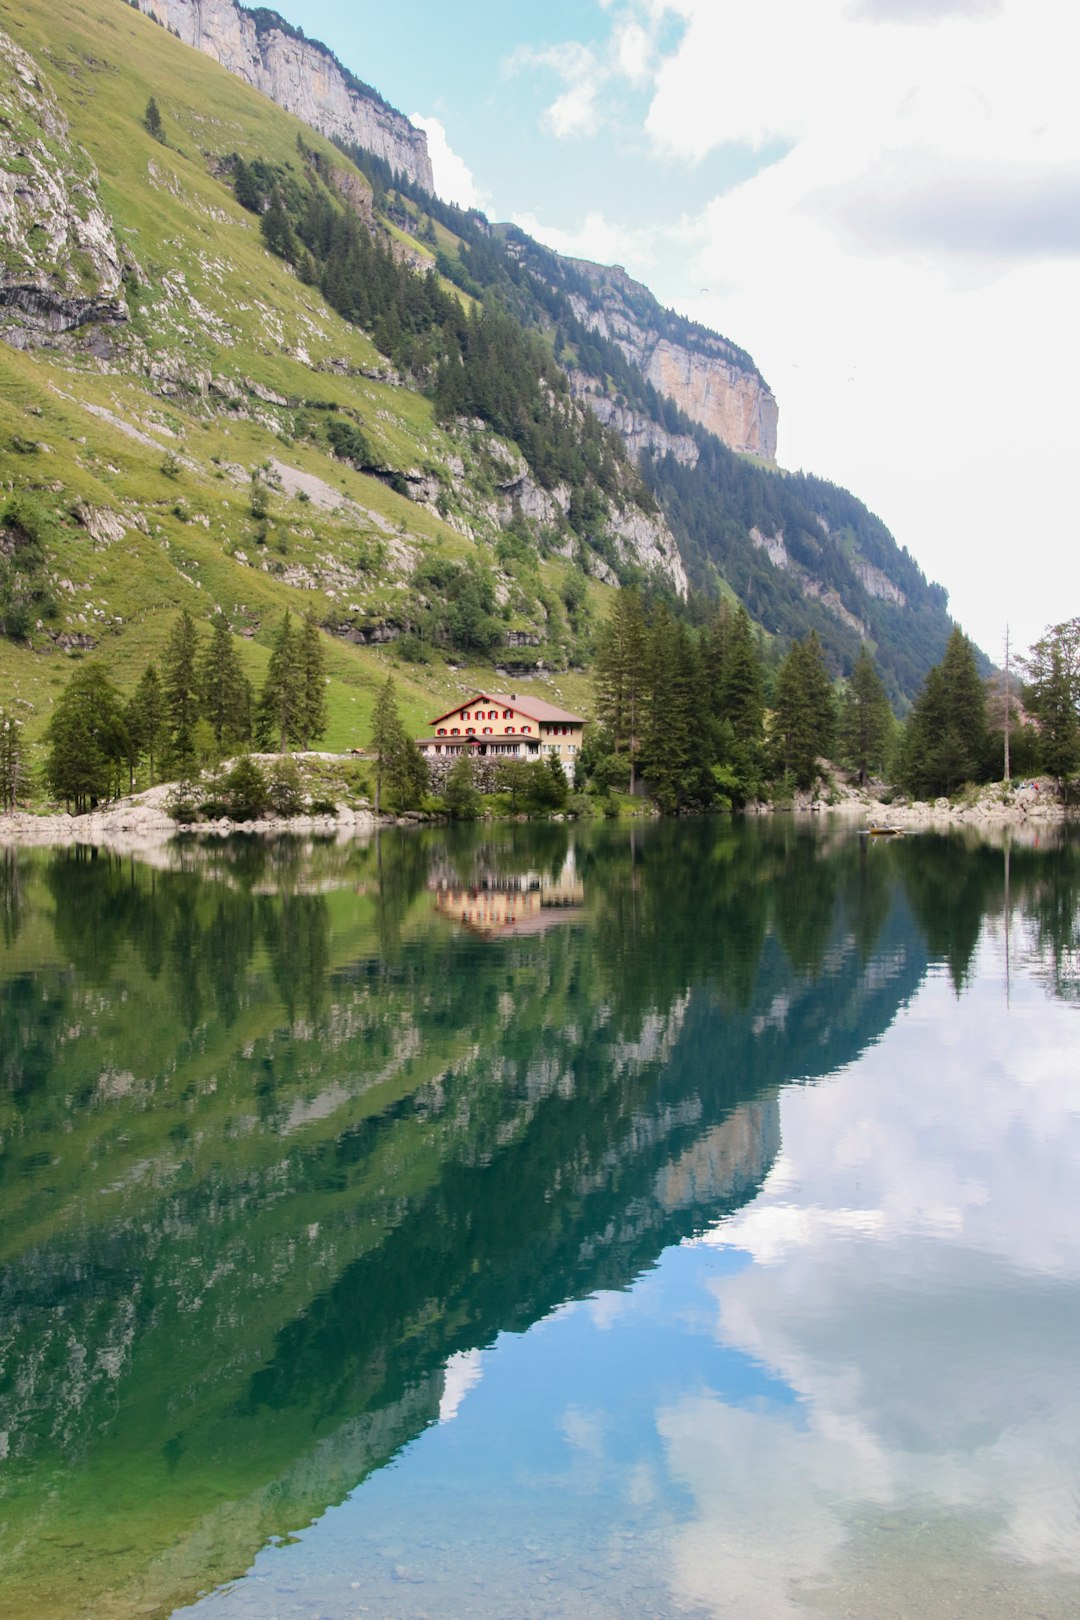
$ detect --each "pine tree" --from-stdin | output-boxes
[298,609,328,750]
[44,664,130,812]
[593,588,648,791]
[640,609,702,811]
[126,662,168,787]
[144,96,164,142]
[232,157,262,213]
[839,645,892,785]
[774,633,836,790]
[902,628,987,798]
[1023,620,1080,791]
[370,677,425,813]
[0,708,27,811]
[260,188,295,261]
[257,611,303,752]
[200,617,253,752]
[162,608,202,773]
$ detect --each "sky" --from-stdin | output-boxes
[279,0,1079,660]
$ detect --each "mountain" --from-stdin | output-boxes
[134,0,434,189]
[0,0,959,756]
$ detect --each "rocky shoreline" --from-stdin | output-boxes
[1,776,1072,851]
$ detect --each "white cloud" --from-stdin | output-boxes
[409,113,490,211]
[661,962,1080,1614]
[511,3,670,141]
[512,208,661,271]
[629,0,1080,654]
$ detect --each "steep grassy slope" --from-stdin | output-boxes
[0,0,624,750]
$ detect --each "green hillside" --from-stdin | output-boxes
[0,0,630,751]
[0,0,967,781]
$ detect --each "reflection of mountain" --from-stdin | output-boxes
[0,821,1005,1619]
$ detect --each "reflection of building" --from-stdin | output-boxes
[430,850,585,935]
[416,691,585,766]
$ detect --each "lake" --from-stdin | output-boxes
[1,818,1078,1619]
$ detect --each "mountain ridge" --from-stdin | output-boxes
[0,0,961,755]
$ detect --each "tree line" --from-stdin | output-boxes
[39,607,327,813]
[582,590,893,811]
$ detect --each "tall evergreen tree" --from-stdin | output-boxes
[44,664,130,812]
[257,611,303,753]
[640,608,703,811]
[369,676,425,813]
[200,618,253,752]
[126,663,168,787]
[902,628,987,797]
[0,708,26,811]
[162,608,201,772]
[839,644,892,785]
[298,609,329,750]
[1023,620,1080,791]
[593,588,648,791]
[773,632,836,789]
[719,606,765,746]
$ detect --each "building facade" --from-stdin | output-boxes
[416,692,585,766]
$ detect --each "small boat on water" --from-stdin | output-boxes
[863,824,904,837]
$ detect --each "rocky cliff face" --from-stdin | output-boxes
[567,370,700,469]
[135,0,433,189]
[565,259,778,461]
[0,29,127,345]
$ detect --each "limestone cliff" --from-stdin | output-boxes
[0,29,126,345]
[564,259,778,461]
[134,0,433,189]
[567,370,700,469]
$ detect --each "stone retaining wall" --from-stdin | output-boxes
[424,756,505,794]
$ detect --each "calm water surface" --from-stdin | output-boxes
[1,819,1078,1619]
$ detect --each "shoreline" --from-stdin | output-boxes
[0,780,1071,852]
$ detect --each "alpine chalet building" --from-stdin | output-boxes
[416,692,585,767]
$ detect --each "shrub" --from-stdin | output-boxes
[222,754,269,820]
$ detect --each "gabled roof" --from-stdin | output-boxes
[428,691,585,727]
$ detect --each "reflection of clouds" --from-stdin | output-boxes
[666,958,1080,1614]
[438,1348,484,1423]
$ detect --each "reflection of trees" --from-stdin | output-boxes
[894,833,1003,991]
[0,847,24,948]
[1016,838,1080,1001]
[3,821,1078,1618]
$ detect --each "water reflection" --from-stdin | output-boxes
[0,820,1077,1619]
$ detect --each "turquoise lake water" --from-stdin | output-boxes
[1,819,1078,1619]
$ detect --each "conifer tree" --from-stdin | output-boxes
[0,708,26,811]
[902,628,986,797]
[640,609,702,811]
[298,609,328,750]
[44,664,130,812]
[232,157,262,213]
[260,188,295,260]
[370,677,425,813]
[1022,620,1080,791]
[162,608,201,772]
[257,611,303,753]
[594,588,647,791]
[839,645,892,785]
[774,633,836,789]
[143,96,164,142]
[720,606,765,748]
[126,663,168,787]
[200,617,253,752]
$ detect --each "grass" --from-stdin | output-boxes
[0,0,610,753]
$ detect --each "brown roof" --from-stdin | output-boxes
[417,732,540,747]
[428,691,585,727]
